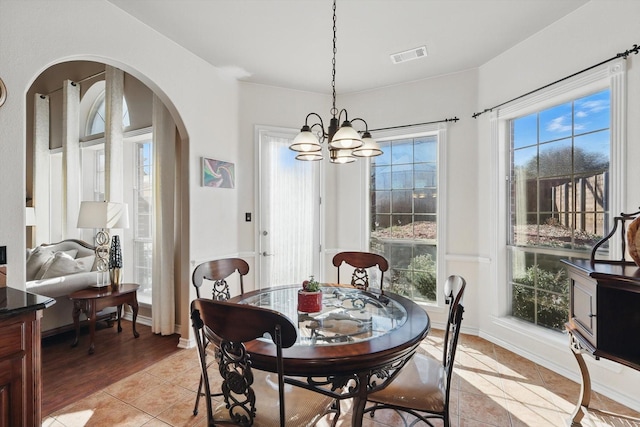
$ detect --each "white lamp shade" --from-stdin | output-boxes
[290,130,322,152]
[329,123,363,150]
[296,152,323,161]
[352,135,382,157]
[26,207,36,226]
[329,149,356,164]
[77,201,130,229]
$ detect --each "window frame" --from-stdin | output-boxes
[490,60,627,328]
[367,123,449,308]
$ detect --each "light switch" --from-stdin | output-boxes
[245,213,252,222]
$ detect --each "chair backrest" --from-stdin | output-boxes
[441,275,466,403]
[191,298,297,426]
[332,251,389,292]
[192,258,249,300]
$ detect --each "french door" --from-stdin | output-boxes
[257,127,321,288]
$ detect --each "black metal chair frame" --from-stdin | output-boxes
[192,258,249,415]
[332,251,389,292]
[364,275,466,427]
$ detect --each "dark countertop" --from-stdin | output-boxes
[0,287,55,319]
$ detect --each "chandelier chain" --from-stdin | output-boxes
[331,0,337,117]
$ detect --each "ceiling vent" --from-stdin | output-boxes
[390,46,428,64]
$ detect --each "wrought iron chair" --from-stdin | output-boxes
[332,251,389,292]
[191,298,336,426]
[192,258,249,300]
[192,258,249,415]
[364,275,466,427]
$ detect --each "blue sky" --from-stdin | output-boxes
[513,89,610,167]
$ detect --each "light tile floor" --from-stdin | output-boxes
[43,330,640,427]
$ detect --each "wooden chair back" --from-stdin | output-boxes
[192,258,249,300]
[332,251,389,292]
[191,298,297,426]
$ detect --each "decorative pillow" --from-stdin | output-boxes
[26,246,54,281]
[75,255,96,273]
[33,249,79,280]
[40,252,89,279]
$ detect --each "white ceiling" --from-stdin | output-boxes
[107,0,589,95]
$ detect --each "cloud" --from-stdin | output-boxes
[546,116,572,133]
[576,99,608,116]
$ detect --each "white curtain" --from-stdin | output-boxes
[263,134,317,285]
[33,93,50,244]
[62,80,80,239]
[151,94,176,335]
[104,66,124,203]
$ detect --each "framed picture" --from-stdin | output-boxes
[202,157,235,189]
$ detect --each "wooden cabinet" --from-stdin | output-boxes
[563,259,640,370]
[0,288,54,427]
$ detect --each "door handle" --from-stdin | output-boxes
[262,252,274,257]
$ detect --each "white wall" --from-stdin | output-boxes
[0,0,241,340]
[476,0,640,412]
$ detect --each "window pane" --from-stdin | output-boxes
[414,163,436,188]
[575,91,610,134]
[391,164,413,190]
[391,139,413,164]
[372,165,391,190]
[414,189,437,214]
[372,190,390,214]
[414,137,437,162]
[513,146,538,178]
[574,131,609,175]
[538,139,572,178]
[392,190,412,214]
[539,102,572,142]
[513,113,537,149]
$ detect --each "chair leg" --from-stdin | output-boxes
[193,373,204,415]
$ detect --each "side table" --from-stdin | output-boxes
[69,283,140,354]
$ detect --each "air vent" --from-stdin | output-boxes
[390,46,428,64]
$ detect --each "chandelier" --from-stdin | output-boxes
[289,0,382,164]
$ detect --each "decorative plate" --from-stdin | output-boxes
[0,78,6,108]
[626,216,640,267]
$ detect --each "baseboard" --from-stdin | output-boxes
[121,311,184,342]
[41,312,116,339]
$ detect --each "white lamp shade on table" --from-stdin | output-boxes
[77,201,130,230]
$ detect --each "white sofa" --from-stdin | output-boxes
[25,239,114,335]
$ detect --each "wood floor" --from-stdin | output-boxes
[41,319,181,417]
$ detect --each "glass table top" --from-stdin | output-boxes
[237,286,408,346]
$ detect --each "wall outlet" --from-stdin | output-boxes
[0,246,6,265]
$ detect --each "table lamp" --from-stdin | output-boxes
[77,201,130,286]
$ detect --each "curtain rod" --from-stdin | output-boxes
[472,43,639,119]
[43,70,106,96]
[370,117,459,133]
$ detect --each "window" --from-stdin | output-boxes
[370,134,439,302]
[86,92,130,136]
[94,149,105,201]
[508,89,611,331]
[133,141,153,303]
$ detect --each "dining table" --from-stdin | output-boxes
[228,284,431,426]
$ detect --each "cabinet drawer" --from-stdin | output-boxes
[569,272,597,347]
[0,322,24,360]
